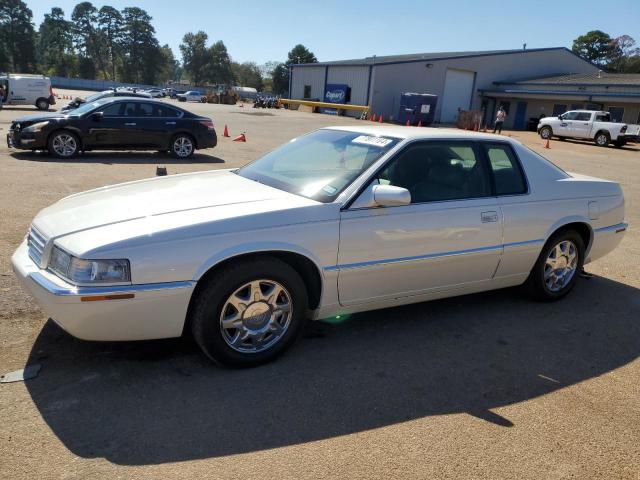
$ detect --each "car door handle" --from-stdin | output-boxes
[165,121,176,125]
[481,211,499,223]
[124,122,136,126]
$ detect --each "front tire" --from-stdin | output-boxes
[190,258,308,367]
[594,131,610,147]
[48,130,79,159]
[170,133,194,159]
[525,230,584,302]
[539,126,552,140]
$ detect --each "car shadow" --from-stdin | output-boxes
[23,275,640,465]
[556,137,640,151]
[9,151,224,165]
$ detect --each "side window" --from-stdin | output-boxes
[575,112,591,121]
[100,102,123,117]
[562,111,579,120]
[483,144,527,196]
[121,102,138,117]
[138,103,154,116]
[376,142,491,203]
[156,105,180,117]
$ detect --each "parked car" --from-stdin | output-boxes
[177,90,206,102]
[7,97,216,158]
[0,73,56,110]
[145,88,165,98]
[60,89,152,112]
[537,110,634,147]
[11,127,626,367]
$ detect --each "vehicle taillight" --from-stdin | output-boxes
[199,120,215,131]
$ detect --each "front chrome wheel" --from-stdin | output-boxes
[544,240,578,292]
[172,136,193,158]
[219,279,293,353]
[51,133,77,157]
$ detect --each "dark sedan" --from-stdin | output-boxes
[7,97,217,159]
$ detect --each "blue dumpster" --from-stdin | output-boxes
[397,93,437,126]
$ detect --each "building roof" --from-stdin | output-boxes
[496,72,640,87]
[291,47,585,67]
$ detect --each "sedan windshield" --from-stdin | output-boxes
[237,129,400,202]
[84,91,108,102]
[66,98,112,116]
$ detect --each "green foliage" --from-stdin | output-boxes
[179,33,234,86]
[231,61,264,90]
[286,44,318,65]
[572,30,640,73]
[0,0,37,72]
[38,7,75,77]
[269,44,318,95]
[572,30,614,66]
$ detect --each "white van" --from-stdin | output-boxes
[0,74,56,110]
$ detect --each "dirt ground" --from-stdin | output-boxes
[0,90,638,480]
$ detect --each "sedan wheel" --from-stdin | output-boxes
[526,230,584,301]
[48,131,79,159]
[171,135,194,158]
[190,257,308,367]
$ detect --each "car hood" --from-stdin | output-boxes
[32,170,318,239]
[13,112,66,124]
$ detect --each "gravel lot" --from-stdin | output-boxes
[1,90,638,480]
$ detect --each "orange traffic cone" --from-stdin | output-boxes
[379,115,383,123]
[371,113,377,122]
[544,139,550,149]
[233,133,246,142]
[223,125,230,137]
[417,120,422,127]
[406,119,411,126]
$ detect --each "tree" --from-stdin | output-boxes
[71,2,107,79]
[98,6,124,81]
[207,40,233,85]
[37,7,75,77]
[180,31,209,85]
[159,44,179,82]
[271,63,289,95]
[231,61,264,90]
[120,7,162,84]
[608,35,640,72]
[0,0,37,72]
[571,30,614,66]
[286,44,317,65]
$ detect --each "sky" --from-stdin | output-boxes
[27,0,639,65]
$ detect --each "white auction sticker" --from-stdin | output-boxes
[351,135,393,147]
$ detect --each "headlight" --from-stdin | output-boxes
[49,246,131,284]
[22,121,49,133]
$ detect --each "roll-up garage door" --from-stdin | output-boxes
[441,69,475,124]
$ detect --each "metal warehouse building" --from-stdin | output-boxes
[289,47,604,128]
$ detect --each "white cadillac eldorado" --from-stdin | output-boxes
[12,126,627,367]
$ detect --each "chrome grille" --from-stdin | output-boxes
[28,227,47,267]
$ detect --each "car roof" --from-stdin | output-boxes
[323,125,521,143]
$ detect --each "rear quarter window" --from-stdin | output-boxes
[483,143,527,195]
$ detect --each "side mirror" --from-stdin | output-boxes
[558,115,563,120]
[373,184,411,207]
[90,111,103,122]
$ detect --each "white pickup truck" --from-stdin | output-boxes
[537,110,637,148]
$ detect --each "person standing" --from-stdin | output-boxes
[493,106,506,134]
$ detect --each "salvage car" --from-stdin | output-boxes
[12,127,627,367]
[7,97,216,158]
[538,110,633,147]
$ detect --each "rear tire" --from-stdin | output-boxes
[539,126,552,140]
[170,133,194,159]
[525,229,584,302]
[594,131,610,147]
[190,257,308,367]
[47,130,79,159]
[36,98,50,111]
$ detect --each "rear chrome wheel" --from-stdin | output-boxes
[544,240,578,292]
[171,135,194,158]
[526,229,584,302]
[219,279,293,353]
[539,126,552,139]
[48,131,78,158]
[595,132,610,147]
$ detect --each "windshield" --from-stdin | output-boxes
[84,91,108,102]
[67,98,111,116]
[237,129,400,203]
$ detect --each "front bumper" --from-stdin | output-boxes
[7,129,46,150]
[11,240,195,341]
